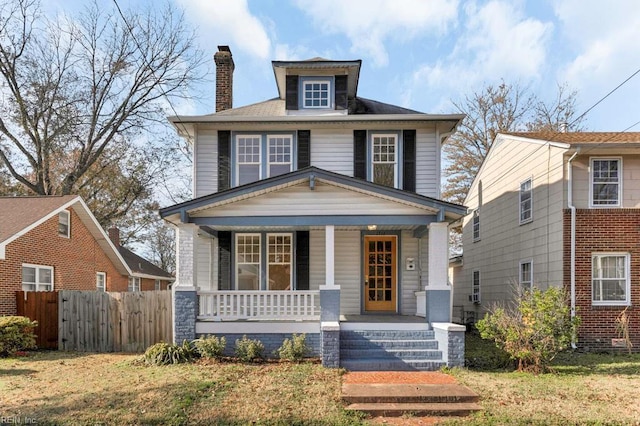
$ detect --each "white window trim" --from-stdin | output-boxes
[370,133,399,188]
[22,263,54,292]
[235,135,262,186]
[519,259,533,290]
[591,252,631,306]
[235,233,262,290]
[519,177,533,224]
[155,279,161,290]
[96,272,106,292]
[266,233,293,291]
[471,270,481,303]
[128,276,141,292]
[266,134,293,178]
[58,210,70,238]
[589,157,622,208]
[302,79,331,109]
[472,210,480,242]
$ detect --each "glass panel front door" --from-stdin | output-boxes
[364,235,397,312]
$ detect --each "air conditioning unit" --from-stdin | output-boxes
[468,293,481,304]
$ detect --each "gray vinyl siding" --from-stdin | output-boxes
[400,230,420,315]
[416,127,439,198]
[310,129,354,176]
[194,130,218,197]
[309,230,325,291]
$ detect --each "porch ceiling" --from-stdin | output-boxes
[199,224,421,234]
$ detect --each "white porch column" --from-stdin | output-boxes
[425,221,451,323]
[173,224,199,343]
[324,224,335,287]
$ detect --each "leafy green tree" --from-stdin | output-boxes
[476,287,580,373]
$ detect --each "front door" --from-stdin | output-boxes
[364,235,397,312]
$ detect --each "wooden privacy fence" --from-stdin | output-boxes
[59,290,172,352]
[16,291,59,349]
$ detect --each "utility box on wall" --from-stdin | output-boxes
[405,257,415,271]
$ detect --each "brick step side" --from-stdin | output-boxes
[342,384,480,404]
[340,339,439,350]
[340,348,443,360]
[340,359,446,371]
[345,402,482,417]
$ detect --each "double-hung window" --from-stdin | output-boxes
[302,80,330,108]
[471,270,481,303]
[235,233,293,291]
[520,178,532,224]
[371,134,397,188]
[590,158,622,207]
[22,264,53,291]
[96,272,106,292]
[519,260,533,290]
[58,210,70,237]
[472,210,480,242]
[128,277,141,292]
[267,135,292,177]
[236,136,261,186]
[235,134,294,186]
[592,253,630,305]
[155,279,161,290]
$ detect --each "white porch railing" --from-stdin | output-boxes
[198,291,320,321]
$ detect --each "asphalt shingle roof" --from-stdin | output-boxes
[0,195,78,242]
[504,131,640,144]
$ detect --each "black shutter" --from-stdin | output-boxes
[296,231,309,290]
[297,130,311,169]
[354,130,367,179]
[335,75,348,110]
[218,231,232,290]
[286,75,299,110]
[403,130,416,192]
[218,131,231,191]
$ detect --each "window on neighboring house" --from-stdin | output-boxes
[236,136,261,186]
[155,279,161,290]
[128,277,141,292]
[22,264,53,292]
[520,178,532,223]
[519,260,533,290]
[302,79,330,108]
[268,135,292,177]
[590,158,622,207]
[371,134,397,187]
[96,272,106,292]
[471,270,480,303]
[592,253,630,305]
[472,210,480,242]
[235,233,293,290]
[58,210,70,237]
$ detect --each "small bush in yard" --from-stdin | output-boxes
[144,340,196,365]
[477,287,580,373]
[193,335,226,360]
[235,335,264,362]
[0,316,38,357]
[277,333,310,361]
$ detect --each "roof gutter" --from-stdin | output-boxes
[567,149,579,349]
[168,113,466,125]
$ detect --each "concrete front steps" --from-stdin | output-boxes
[340,329,445,371]
[343,383,482,417]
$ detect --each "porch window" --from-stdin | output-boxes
[590,158,621,207]
[371,134,397,188]
[22,264,53,291]
[236,234,261,290]
[96,272,106,292]
[519,260,532,290]
[519,178,532,224]
[592,253,630,305]
[237,136,261,186]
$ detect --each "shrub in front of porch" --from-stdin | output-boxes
[194,335,226,360]
[143,341,196,365]
[235,335,265,362]
[277,333,310,362]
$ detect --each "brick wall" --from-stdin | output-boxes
[0,208,128,315]
[563,209,640,351]
[140,278,171,291]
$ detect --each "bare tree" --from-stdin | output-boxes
[442,81,584,204]
[144,221,176,274]
[0,0,203,223]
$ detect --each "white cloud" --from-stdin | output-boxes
[293,0,459,66]
[176,0,271,59]
[402,0,552,108]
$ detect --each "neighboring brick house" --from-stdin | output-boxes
[455,131,640,351]
[160,46,468,370]
[107,227,174,291]
[0,196,174,316]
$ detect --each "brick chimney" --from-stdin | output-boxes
[108,227,120,247]
[214,45,234,112]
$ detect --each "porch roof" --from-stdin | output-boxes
[160,167,467,229]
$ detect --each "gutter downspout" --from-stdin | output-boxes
[567,150,579,349]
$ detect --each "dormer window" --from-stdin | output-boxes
[303,79,330,108]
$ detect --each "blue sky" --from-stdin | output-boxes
[47,0,640,130]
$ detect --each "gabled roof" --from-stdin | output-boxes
[160,167,467,224]
[117,246,174,280]
[502,131,640,145]
[0,196,131,275]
